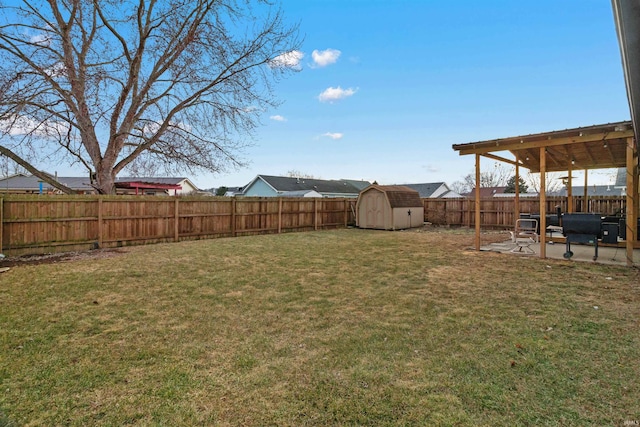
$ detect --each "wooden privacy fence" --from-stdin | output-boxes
[1,194,628,256]
[0,196,357,256]
[423,196,627,228]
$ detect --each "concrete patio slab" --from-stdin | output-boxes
[481,240,640,267]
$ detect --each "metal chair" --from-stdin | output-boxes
[509,219,538,254]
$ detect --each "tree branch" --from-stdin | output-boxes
[0,145,76,194]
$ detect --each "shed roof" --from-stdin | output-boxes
[362,185,423,208]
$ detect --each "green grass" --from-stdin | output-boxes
[1,228,639,426]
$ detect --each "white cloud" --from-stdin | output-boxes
[318,86,357,103]
[322,132,343,140]
[44,62,66,78]
[270,115,287,122]
[422,164,440,173]
[312,48,341,67]
[1,115,70,137]
[269,50,304,70]
[30,33,51,46]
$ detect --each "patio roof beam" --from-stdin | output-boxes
[543,147,566,169]
[481,153,518,166]
[453,129,634,156]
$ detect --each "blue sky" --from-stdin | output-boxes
[194,0,630,190]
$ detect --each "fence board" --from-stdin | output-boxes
[422,196,627,228]
[0,195,357,256]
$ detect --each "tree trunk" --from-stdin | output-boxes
[0,146,77,194]
[95,164,116,194]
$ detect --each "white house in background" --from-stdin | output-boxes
[403,182,462,198]
[240,175,370,198]
[0,174,199,195]
[552,185,624,197]
[222,187,245,197]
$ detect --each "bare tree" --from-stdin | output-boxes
[449,180,467,195]
[0,151,27,178]
[525,172,564,194]
[286,169,317,179]
[455,162,513,194]
[0,0,300,193]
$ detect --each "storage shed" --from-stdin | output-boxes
[356,185,424,230]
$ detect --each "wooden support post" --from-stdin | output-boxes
[278,198,283,233]
[314,198,318,231]
[626,137,637,266]
[474,153,481,251]
[567,161,574,213]
[98,198,103,248]
[583,169,589,212]
[539,147,547,259]
[514,155,520,225]
[231,199,237,237]
[174,198,179,242]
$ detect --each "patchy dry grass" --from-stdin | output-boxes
[1,228,639,426]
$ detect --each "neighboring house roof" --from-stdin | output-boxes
[554,185,624,197]
[280,190,323,198]
[614,167,627,188]
[464,187,507,198]
[341,179,371,191]
[115,177,187,185]
[0,175,199,193]
[440,189,464,198]
[362,185,423,208]
[243,175,369,196]
[0,175,94,192]
[403,182,461,198]
[404,183,444,198]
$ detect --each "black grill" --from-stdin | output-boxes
[562,213,602,260]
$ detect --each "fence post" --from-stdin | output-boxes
[0,197,3,254]
[314,198,318,230]
[174,198,179,242]
[98,198,103,248]
[278,198,282,233]
[344,199,348,227]
[231,198,236,237]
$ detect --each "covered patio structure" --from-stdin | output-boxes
[115,180,183,195]
[452,120,638,266]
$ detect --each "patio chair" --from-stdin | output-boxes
[509,218,538,254]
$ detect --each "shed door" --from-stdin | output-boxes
[364,192,385,228]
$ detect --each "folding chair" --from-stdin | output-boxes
[509,219,538,254]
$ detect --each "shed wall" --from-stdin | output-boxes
[356,186,423,230]
[357,189,392,229]
[391,207,424,229]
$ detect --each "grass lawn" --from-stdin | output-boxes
[1,228,639,426]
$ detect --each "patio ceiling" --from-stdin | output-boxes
[452,121,635,173]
